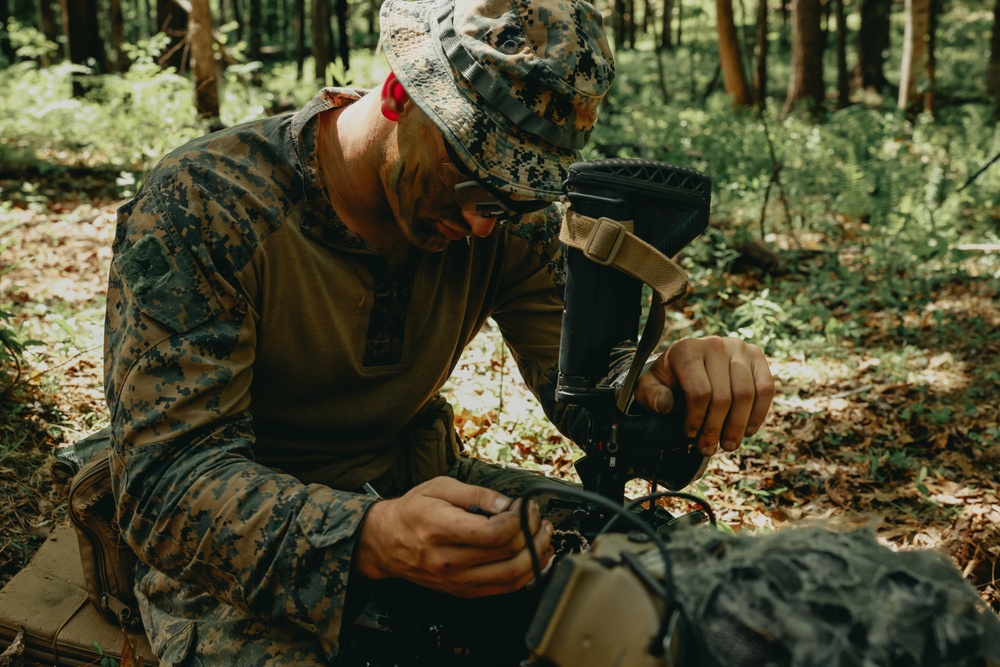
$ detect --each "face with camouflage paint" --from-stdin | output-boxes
[381,81,501,253]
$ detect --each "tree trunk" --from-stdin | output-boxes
[136,0,150,39]
[230,0,243,43]
[294,0,304,80]
[661,0,673,50]
[779,0,790,49]
[248,0,261,60]
[0,0,14,63]
[366,0,377,46]
[312,0,329,83]
[856,0,890,92]
[754,0,768,110]
[282,0,291,58]
[613,0,628,49]
[627,0,637,46]
[675,0,682,47]
[716,0,753,107]
[783,0,824,116]
[38,0,61,65]
[189,0,219,121]
[61,0,106,95]
[898,0,930,113]
[157,0,188,71]
[834,0,849,108]
[335,0,348,72]
[109,0,128,71]
[923,0,938,115]
[990,0,1000,112]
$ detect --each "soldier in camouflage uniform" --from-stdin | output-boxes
[104,0,774,663]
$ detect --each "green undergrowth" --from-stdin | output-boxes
[1,4,998,600]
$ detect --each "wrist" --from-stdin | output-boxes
[353,498,391,580]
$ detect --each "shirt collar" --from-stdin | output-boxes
[291,87,375,251]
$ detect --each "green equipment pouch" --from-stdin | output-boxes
[66,430,142,629]
[368,395,465,497]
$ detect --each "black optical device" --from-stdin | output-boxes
[556,159,712,530]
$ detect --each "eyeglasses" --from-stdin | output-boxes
[438,161,550,221]
[439,163,510,219]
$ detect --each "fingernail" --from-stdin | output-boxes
[723,440,738,452]
[545,522,553,535]
[745,425,757,437]
[492,497,512,514]
[701,443,718,456]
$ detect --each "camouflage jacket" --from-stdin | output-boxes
[103,89,589,656]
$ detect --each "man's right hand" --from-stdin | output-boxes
[353,477,554,598]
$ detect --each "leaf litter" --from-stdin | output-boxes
[0,177,997,660]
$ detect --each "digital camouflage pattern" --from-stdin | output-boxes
[381,0,615,201]
[104,88,631,664]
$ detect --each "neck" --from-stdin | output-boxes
[318,95,412,267]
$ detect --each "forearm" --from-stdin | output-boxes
[112,415,377,649]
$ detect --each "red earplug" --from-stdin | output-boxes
[381,72,406,122]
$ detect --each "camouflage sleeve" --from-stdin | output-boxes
[105,181,375,657]
[492,205,635,439]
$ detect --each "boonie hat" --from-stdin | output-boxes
[380,0,615,201]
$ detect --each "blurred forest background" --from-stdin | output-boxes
[0,0,998,616]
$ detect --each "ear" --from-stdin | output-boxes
[380,71,410,122]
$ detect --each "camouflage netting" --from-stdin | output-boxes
[663,526,1000,667]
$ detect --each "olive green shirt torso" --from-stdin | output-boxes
[103,88,568,655]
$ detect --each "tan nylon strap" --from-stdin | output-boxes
[560,210,690,412]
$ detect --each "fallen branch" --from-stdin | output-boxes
[829,384,875,400]
[954,244,1000,252]
[0,627,24,666]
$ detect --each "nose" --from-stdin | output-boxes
[463,210,498,237]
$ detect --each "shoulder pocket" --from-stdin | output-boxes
[113,231,219,333]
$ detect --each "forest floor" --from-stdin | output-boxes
[1,173,998,621]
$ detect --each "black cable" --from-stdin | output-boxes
[516,482,683,658]
[599,490,718,536]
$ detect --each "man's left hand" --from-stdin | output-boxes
[633,336,774,457]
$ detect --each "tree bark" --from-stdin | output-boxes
[312,0,330,83]
[833,0,849,108]
[109,0,128,71]
[136,0,150,39]
[230,0,243,43]
[716,0,753,107]
[61,0,106,95]
[157,0,188,71]
[990,0,1000,112]
[189,0,219,121]
[294,0,305,80]
[661,0,673,50]
[627,0,637,46]
[754,0,768,110]
[783,0,825,116]
[779,0,790,49]
[613,0,630,49]
[0,0,13,63]
[898,0,930,113]
[38,0,61,65]
[923,0,938,115]
[855,0,890,92]
[366,0,377,46]
[248,0,261,60]
[335,0,349,72]
[675,0,682,47]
